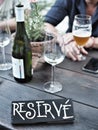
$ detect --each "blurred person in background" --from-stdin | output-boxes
[44,0,98,61]
[0,0,30,55]
[0,0,30,32]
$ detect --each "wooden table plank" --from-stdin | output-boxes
[57,56,98,77]
[57,49,98,78]
[0,79,98,130]
[31,67,98,108]
[0,49,98,130]
[0,62,98,108]
[87,48,98,58]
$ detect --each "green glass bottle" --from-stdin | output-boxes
[12,4,32,83]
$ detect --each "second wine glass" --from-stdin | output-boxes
[44,33,65,93]
[0,19,12,70]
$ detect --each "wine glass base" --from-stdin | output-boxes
[78,54,86,61]
[0,63,12,71]
[44,81,62,93]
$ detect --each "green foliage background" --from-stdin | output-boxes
[25,1,53,41]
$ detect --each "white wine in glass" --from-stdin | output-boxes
[72,14,92,60]
[44,33,65,93]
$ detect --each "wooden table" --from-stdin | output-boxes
[0,49,98,130]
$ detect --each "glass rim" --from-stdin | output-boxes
[44,31,57,41]
[75,14,91,19]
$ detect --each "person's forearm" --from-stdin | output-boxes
[0,18,16,31]
[44,22,63,45]
[93,37,98,48]
[84,36,98,49]
[44,22,59,36]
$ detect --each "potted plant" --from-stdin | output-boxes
[25,0,52,68]
[25,0,46,41]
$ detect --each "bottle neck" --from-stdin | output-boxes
[16,22,26,33]
[15,5,26,33]
[15,5,24,22]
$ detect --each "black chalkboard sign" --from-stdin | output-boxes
[11,98,74,124]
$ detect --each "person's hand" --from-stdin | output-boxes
[63,33,74,44]
[62,41,88,61]
[60,33,88,61]
[57,33,88,61]
[62,33,77,60]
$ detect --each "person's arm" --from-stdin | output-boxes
[93,37,98,48]
[0,18,16,31]
[84,37,98,48]
[44,22,88,61]
[44,22,63,45]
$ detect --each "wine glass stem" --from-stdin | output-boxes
[51,65,55,86]
[2,47,6,64]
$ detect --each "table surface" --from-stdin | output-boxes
[0,49,98,130]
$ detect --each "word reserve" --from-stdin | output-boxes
[12,99,74,124]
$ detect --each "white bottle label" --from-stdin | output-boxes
[12,57,25,79]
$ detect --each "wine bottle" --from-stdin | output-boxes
[12,4,32,83]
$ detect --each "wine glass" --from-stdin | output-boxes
[44,32,65,93]
[0,18,12,70]
[72,14,92,60]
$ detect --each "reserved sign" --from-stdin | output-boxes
[12,98,74,124]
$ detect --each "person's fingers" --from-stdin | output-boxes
[71,42,80,55]
[64,45,77,61]
[67,51,77,61]
[61,40,88,61]
[79,47,88,55]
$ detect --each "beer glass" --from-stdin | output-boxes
[72,14,92,60]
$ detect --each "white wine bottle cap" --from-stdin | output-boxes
[15,5,24,22]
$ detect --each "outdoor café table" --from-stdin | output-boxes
[0,48,98,130]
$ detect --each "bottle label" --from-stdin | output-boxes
[12,57,25,79]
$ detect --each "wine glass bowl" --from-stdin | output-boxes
[0,30,11,47]
[0,18,12,70]
[72,14,92,60]
[44,32,65,93]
